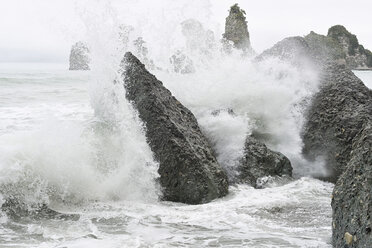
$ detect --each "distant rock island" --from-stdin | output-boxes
[305,25,372,70]
[223,4,253,54]
[69,42,90,71]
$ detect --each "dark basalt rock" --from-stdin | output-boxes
[327,25,372,69]
[69,42,90,71]
[332,121,372,248]
[120,52,229,204]
[223,4,252,53]
[1,197,79,221]
[238,136,292,188]
[302,63,372,182]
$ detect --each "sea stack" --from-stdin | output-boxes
[121,52,229,204]
[237,136,292,187]
[223,4,252,53]
[327,25,372,69]
[69,42,90,71]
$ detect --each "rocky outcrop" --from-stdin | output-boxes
[223,4,252,53]
[120,52,228,204]
[304,31,346,64]
[238,136,292,188]
[332,121,372,248]
[69,42,90,70]
[302,63,372,182]
[327,25,372,70]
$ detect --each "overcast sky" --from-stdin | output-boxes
[0,0,370,63]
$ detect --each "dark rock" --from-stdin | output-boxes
[237,136,292,188]
[327,25,372,69]
[302,63,372,182]
[1,197,79,221]
[120,52,228,204]
[223,4,252,53]
[332,121,372,248]
[69,42,90,71]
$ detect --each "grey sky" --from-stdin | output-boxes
[0,0,370,63]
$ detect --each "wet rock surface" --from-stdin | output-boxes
[1,197,79,221]
[237,136,292,188]
[69,42,90,71]
[302,63,372,182]
[121,52,229,204]
[332,121,372,248]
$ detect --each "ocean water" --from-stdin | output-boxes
[1,1,372,247]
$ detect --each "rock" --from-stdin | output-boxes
[302,63,372,182]
[120,52,229,204]
[181,19,216,56]
[332,121,372,248]
[237,136,292,187]
[169,50,195,74]
[69,42,90,70]
[256,36,371,183]
[223,4,252,53]
[327,25,372,69]
[304,31,346,64]
[1,197,79,221]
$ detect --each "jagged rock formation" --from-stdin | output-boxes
[302,63,372,182]
[304,31,346,64]
[69,42,90,70]
[169,50,195,74]
[238,136,292,188]
[327,25,372,69]
[223,4,252,53]
[121,52,229,204]
[332,121,372,248]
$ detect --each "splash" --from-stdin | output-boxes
[0,0,327,212]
